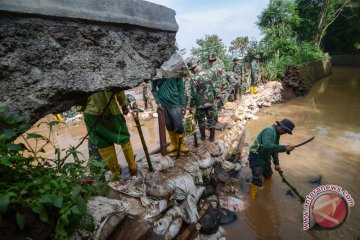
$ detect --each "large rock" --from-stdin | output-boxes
[0,0,178,124]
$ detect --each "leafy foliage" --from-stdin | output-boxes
[257,0,301,58]
[257,0,326,80]
[323,0,360,54]
[229,36,249,58]
[0,107,109,238]
[263,42,324,79]
[191,34,232,70]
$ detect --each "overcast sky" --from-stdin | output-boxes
[146,0,269,56]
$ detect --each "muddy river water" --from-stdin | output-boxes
[224,67,360,240]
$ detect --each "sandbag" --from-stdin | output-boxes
[86,197,129,240]
[142,153,174,171]
[164,217,183,240]
[145,171,172,199]
[156,52,187,78]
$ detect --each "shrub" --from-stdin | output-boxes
[0,107,109,239]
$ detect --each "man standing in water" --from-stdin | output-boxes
[83,91,137,180]
[248,119,296,199]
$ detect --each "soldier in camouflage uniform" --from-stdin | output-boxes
[142,79,154,110]
[250,54,261,94]
[232,57,244,99]
[208,53,226,121]
[187,58,218,142]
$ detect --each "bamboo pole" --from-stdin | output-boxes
[277,170,305,204]
[132,111,153,171]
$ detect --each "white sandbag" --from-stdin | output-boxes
[153,206,182,235]
[220,196,247,213]
[141,196,168,220]
[164,217,183,240]
[156,52,187,78]
[181,161,203,185]
[109,177,145,198]
[166,172,199,224]
[86,196,129,240]
[196,151,215,169]
[146,171,173,198]
[142,153,174,171]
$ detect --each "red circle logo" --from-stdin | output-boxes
[311,192,348,229]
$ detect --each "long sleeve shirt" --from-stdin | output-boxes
[249,125,287,165]
[151,78,185,107]
[190,69,217,109]
[84,91,126,116]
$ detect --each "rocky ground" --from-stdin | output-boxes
[74,81,284,240]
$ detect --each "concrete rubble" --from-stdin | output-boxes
[79,81,283,239]
[0,0,178,124]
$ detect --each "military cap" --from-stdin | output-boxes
[208,53,217,61]
[186,58,198,70]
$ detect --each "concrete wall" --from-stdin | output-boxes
[0,0,178,124]
[298,57,332,90]
[281,57,332,100]
[331,55,360,67]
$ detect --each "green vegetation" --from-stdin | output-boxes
[191,0,357,81]
[0,107,109,238]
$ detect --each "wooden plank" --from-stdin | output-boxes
[108,215,152,240]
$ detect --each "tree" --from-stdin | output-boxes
[191,34,231,70]
[257,0,301,58]
[229,36,249,58]
[322,0,360,53]
[295,0,322,42]
[296,0,353,47]
[314,0,352,46]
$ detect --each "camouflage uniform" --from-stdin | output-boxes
[142,81,153,110]
[183,76,192,107]
[232,59,243,97]
[250,60,259,87]
[126,94,138,110]
[190,67,218,141]
[208,55,226,120]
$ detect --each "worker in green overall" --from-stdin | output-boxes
[248,119,295,199]
[83,91,137,180]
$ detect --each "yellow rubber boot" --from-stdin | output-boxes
[253,86,258,94]
[167,131,178,153]
[98,145,120,178]
[249,183,260,200]
[250,87,254,95]
[121,141,138,176]
[54,114,64,122]
[178,134,189,153]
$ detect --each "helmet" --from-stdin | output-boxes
[233,57,239,61]
[208,53,217,61]
[255,54,261,59]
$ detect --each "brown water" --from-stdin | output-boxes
[224,67,360,240]
[21,111,160,166]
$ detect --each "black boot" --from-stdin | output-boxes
[209,128,215,142]
[199,126,206,141]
